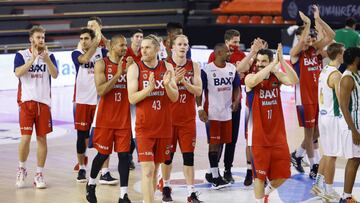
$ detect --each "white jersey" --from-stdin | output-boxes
[318,65,341,117]
[72,47,107,105]
[14,48,57,107]
[202,62,240,121]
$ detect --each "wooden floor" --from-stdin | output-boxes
[0,87,357,203]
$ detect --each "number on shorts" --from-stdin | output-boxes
[152,100,161,110]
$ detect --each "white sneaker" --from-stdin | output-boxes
[34,173,47,189]
[16,167,27,188]
[310,184,324,196]
[323,190,341,202]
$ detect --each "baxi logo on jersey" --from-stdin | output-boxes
[260,88,279,106]
[214,77,232,86]
[143,79,165,96]
[107,73,127,89]
[29,64,46,72]
[84,62,94,69]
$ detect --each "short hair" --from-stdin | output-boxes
[143,34,161,47]
[327,43,344,60]
[29,25,45,37]
[110,34,126,46]
[130,29,143,37]
[80,28,95,39]
[172,34,188,45]
[343,47,360,65]
[295,26,317,37]
[214,43,227,53]
[224,29,240,41]
[345,17,356,27]
[166,22,183,32]
[257,49,274,62]
[89,16,102,26]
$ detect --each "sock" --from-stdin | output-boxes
[164,179,171,187]
[325,184,333,193]
[88,177,96,185]
[19,161,26,168]
[247,161,252,170]
[187,185,195,196]
[295,147,305,157]
[120,186,128,198]
[36,167,43,174]
[211,167,219,178]
[314,149,320,164]
[207,168,211,174]
[265,183,275,195]
[79,165,86,170]
[315,174,324,188]
[255,197,264,203]
[309,158,315,168]
[343,192,352,199]
[101,168,109,176]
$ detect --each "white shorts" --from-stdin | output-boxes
[341,117,360,159]
[318,115,343,157]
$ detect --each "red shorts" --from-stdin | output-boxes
[296,104,318,128]
[74,103,96,131]
[251,145,291,181]
[19,101,52,136]
[136,137,172,163]
[172,121,196,153]
[92,127,131,155]
[206,120,232,144]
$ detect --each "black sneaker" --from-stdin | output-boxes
[86,184,97,203]
[187,191,203,203]
[309,164,319,180]
[129,160,135,170]
[205,173,213,183]
[118,193,131,203]
[243,169,253,186]
[162,186,173,202]
[99,172,119,185]
[223,170,235,184]
[211,177,230,190]
[77,169,87,183]
[291,151,305,173]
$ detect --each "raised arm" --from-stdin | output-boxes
[94,59,121,96]
[290,11,311,62]
[164,62,179,102]
[312,5,335,52]
[181,62,202,96]
[245,57,278,90]
[127,63,154,104]
[77,38,100,64]
[273,44,299,85]
[236,38,263,73]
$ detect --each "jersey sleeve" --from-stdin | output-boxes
[186,48,192,59]
[71,50,82,73]
[49,54,58,70]
[201,69,207,91]
[101,48,108,58]
[14,52,25,72]
[233,71,241,88]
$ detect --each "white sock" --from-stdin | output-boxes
[19,161,26,168]
[247,163,252,170]
[101,168,109,175]
[314,149,320,164]
[36,167,43,174]
[343,192,352,199]
[207,168,211,174]
[120,186,128,198]
[164,179,171,187]
[309,158,315,167]
[265,183,275,195]
[187,185,195,196]
[325,184,334,193]
[255,197,264,203]
[211,167,219,178]
[79,165,86,170]
[315,174,324,188]
[295,147,305,157]
[88,178,96,185]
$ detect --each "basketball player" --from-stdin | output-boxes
[196,43,240,189]
[311,43,344,202]
[339,47,360,203]
[245,44,298,203]
[86,35,132,203]
[124,29,143,170]
[87,16,109,49]
[290,5,335,179]
[15,26,58,189]
[127,35,178,203]
[159,35,203,203]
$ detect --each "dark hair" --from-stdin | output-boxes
[257,49,274,62]
[130,29,143,37]
[214,43,227,53]
[110,34,126,46]
[343,47,360,65]
[89,16,102,26]
[345,17,356,27]
[327,43,344,60]
[166,22,183,32]
[295,26,317,37]
[80,28,95,39]
[29,25,45,36]
[224,29,240,41]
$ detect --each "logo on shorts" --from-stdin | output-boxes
[95,143,109,150]
[305,119,316,123]
[210,136,221,140]
[139,151,153,156]
[256,169,266,175]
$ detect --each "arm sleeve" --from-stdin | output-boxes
[233,71,241,88]
[50,54,58,69]
[186,48,191,59]
[101,48,108,58]
[14,53,25,72]
[71,51,82,73]
[201,69,207,91]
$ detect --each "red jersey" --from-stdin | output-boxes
[135,60,172,138]
[124,46,142,63]
[293,46,322,105]
[208,49,246,64]
[167,58,196,126]
[93,57,131,129]
[99,38,107,49]
[247,74,287,146]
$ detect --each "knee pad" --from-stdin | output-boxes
[164,153,175,165]
[182,152,194,166]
